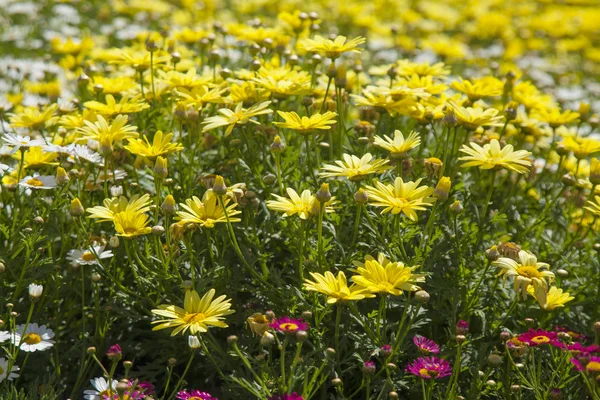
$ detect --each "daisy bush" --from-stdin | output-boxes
[1,0,600,399]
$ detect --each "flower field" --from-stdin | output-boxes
[1,0,600,399]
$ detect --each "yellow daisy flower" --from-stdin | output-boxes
[563,136,600,159]
[84,94,149,117]
[273,111,337,134]
[527,285,574,311]
[373,130,421,158]
[151,288,234,336]
[493,250,554,299]
[449,102,504,130]
[86,194,152,222]
[10,104,58,130]
[459,139,532,174]
[124,131,183,159]
[364,177,434,220]
[113,209,152,237]
[351,253,426,296]
[77,114,139,147]
[451,77,504,101]
[300,35,366,59]
[303,271,374,304]
[202,101,272,136]
[320,153,390,181]
[533,108,580,128]
[266,188,337,220]
[176,192,241,228]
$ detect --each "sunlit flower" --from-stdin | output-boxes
[571,356,600,375]
[300,35,365,58]
[320,153,390,181]
[303,271,374,304]
[266,188,336,219]
[493,250,554,299]
[87,194,152,221]
[202,101,272,136]
[459,139,531,174]
[1,133,45,151]
[518,329,560,347]
[67,245,114,266]
[533,108,580,128]
[527,285,574,311]
[125,131,183,159]
[176,390,218,400]
[77,114,139,148]
[364,177,434,220]
[373,130,420,158]
[273,111,337,134]
[176,192,241,228]
[449,102,504,130]
[413,335,440,354]
[12,323,55,352]
[84,94,149,117]
[270,317,309,334]
[83,377,118,400]
[405,356,451,379]
[396,61,450,78]
[19,174,57,190]
[351,253,425,296]
[0,357,19,383]
[113,209,152,237]
[451,77,503,101]
[151,288,235,336]
[563,136,600,159]
[9,104,58,130]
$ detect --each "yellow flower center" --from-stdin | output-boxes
[419,368,430,377]
[587,361,600,373]
[516,266,542,279]
[280,322,299,331]
[23,333,42,344]
[123,227,138,235]
[26,178,44,186]
[82,251,96,262]
[184,312,206,324]
[531,335,550,344]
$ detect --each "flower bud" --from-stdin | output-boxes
[389,391,399,399]
[109,236,120,248]
[87,346,97,354]
[29,283,43,300]
[331,378,342,387]
[562,174,576,186]
[424,157,443,178]
[316,183,332,204]
[91,272,101,282]
[557,268,568,278]
[263,173,276,185]
[443,109,457,127]
[70,198,85,217]
[415,290,430,303]
[107,344,122,361]
[116,380,129,395]
[449,200,463,214]
[301,310,313,320]
[213,175,228,196]
[56,167,70,185]
[188,335,201,349]
[354,188,368,204]
[326,347,336,357]
[261,331,275,346]
[174,102,187,120]
[296,330,308,342]
[510,385,521,393]
[486,380,496,387]
[270,135,285,153]
[549,388,563,400]
[335,66,347,89]
[227,335,239,346]
[362,360,376,375]
[485,246,499,261]
[381,344,392,357]
[123,360,133,370]
[487,353,503,366]
[579,102,591,121]
[434,177,451,201]
[154,156,168,179]
[152,225,165,236]
[593,321,600,333]
[455,334,466,343]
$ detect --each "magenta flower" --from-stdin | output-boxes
[556,326,586,341]
[456,320,469,335]
[570,355,600,374]
[269,317,309,334]
[363,360,376,374]
[106,344,122,360]
[567,343,600,355]
[381,344,392,357]
[176,389,218,400]
[518,329,561,347]
[268,393,304,400]
[413,335,440,354]
[405,356,451,380]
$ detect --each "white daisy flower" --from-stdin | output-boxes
[0,357,19,382]
[67,245,113,266]
[42,143,71,154]
[0,331,10,343]
[57,98,77,113]
[19,174,57,190]
[68,144,103,164]
[0,163,9,176]
[28,283,44,299]
[12,323,55,352]
[1,133,45,151]
[83,377,118,400]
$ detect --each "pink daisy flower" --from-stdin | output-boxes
[176,389,218,400]
[570,355,600,375]
[269,317,308,334]
[413,335,440,354]
[518,329,561,347]
[405,356,451,380]
[567,343,600,355]
[268,393,304,400]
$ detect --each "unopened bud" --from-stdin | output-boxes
[415,290,430,303]
[70,198,84,217]
[56,167,70,185]
[316,183,332,203]
[109,236,120,248]
[487,353,503,366]
[270,135,285,153]
[354,188,368,204]
[449,200,463,214]
[485,246,499,261]
[162,195,176,215]
[261,332,275,346]
[154,156,168,179]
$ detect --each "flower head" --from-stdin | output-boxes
[270,317,309,334]
[0,357,19,383]
[202,101,272,136]
[413,335,440,354]
[459,139,532,174]
[77,114,139,148]
[405,356,451,379]
[125,131,183,159]
[493,250,554,299]
[12,323,55,352]
[176,191,241,228]
[518,329,561,347]
[320,153,390,181]
[176,389,218,400]
[268,393,303,400]
[300,35,365,58]
[266,188,336,220]
[449,103,504,130]
[351,253,425,296]
[373,130,420,158]
[67,245,113,265]
[151,288,234,336]
[303,271,374,304]
[364,177,434,220]
[527,285,574,311]
[274,111,337,134]
[571,355,600,375]
[84,94,149,117]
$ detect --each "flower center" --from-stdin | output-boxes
[587,361,600,373]
[24,333,42,344]
[123,227,138,235]
[280,322,299,332]
[26,178,44,186]
[82,251,96,262]
[531,335,550,344]
[184,313,206,324]
[516,266,542,279]
[418,368,430,377]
